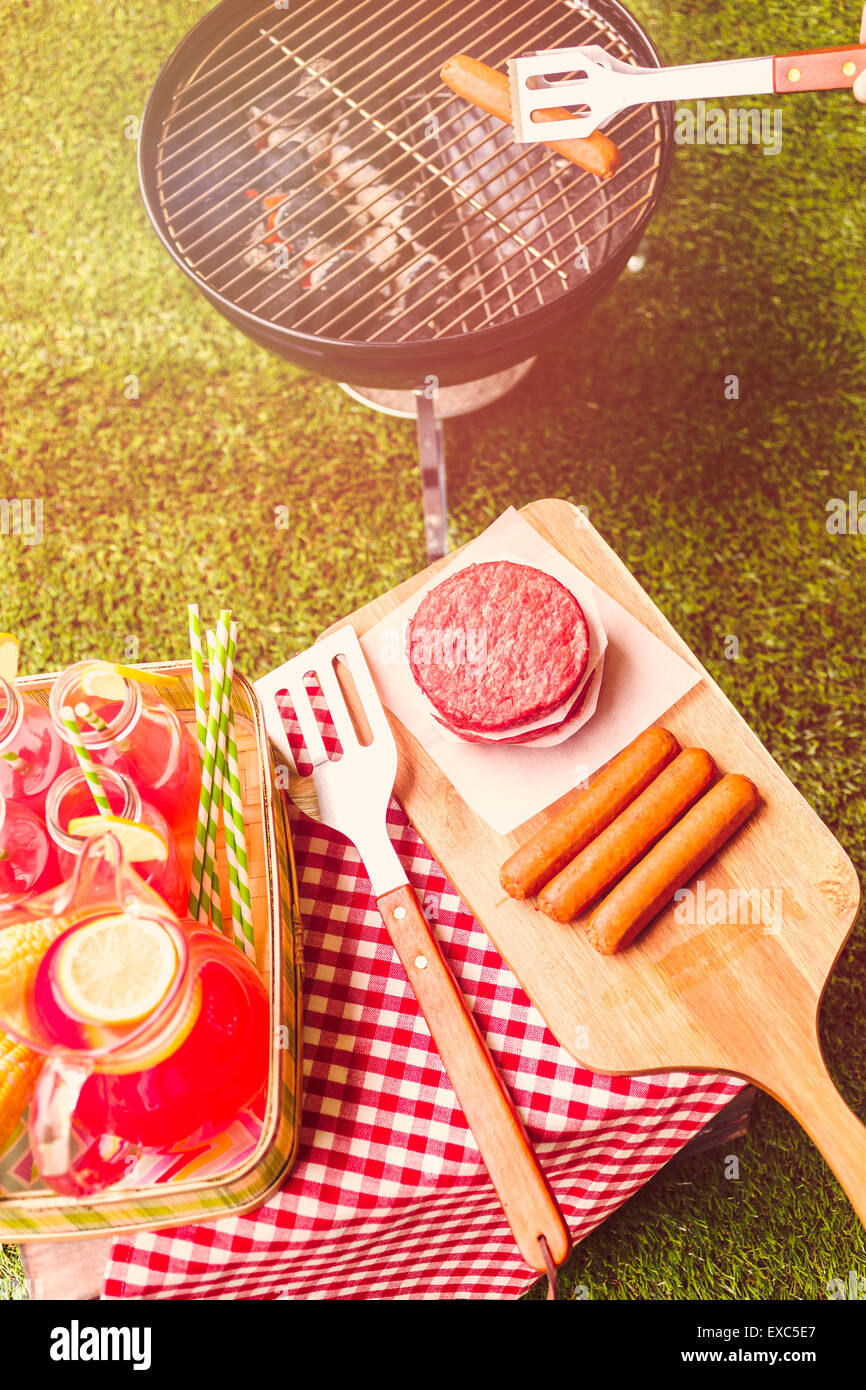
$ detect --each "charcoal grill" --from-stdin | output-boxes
[139,0,673,557]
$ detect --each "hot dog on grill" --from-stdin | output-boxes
[500,726,680,900]
[587,773,760,955]
[538,747,717,923]
[440,55,622,180]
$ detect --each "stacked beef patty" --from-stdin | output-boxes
[407,560,590,742]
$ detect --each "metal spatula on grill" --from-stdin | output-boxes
[508,41,866,141]
[256,625,571,1285]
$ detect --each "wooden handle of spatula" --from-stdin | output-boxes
[766,1049,866,1228]
[378,881,572,1273]
[773,44,866,93]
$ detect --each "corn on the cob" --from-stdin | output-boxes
[0,916,70,1015]
[0,916,70,1151]
[0,1030,42,1152]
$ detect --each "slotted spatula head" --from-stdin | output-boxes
[255,626,407,897]
[509,45,637,141]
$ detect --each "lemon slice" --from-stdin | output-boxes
[81,662,177,702]
[80,665,128,702]
[67,816,169,864]
[111,663,178,687]
[0,634,20,682]
[56,915,179,1025]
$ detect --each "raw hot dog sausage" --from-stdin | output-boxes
[538,747,716,923]
[500,727,680,899]
[587,774,760,955]
[440,55,622,180]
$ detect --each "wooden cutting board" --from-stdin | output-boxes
[319,497,865,1222]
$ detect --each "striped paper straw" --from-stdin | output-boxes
[187,603,220,924]
[58,705,112,816]
[202,621,238,940]
[208,626,253,957]
[199,627,227,932]
[225,707,256,962]
[187,605,207,758]
[74,700,109,733]
[208,628,239,945]
[188,610,231,924]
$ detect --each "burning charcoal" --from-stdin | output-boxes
[181,172,261,282]
[240,178,351,296]
[249,88,331,158]
[164,106,256,268]
[249,279,303,324]
[269,187,347,252]
[293,58,339,121]
[308,248,376,299]
[392,254,455,337]
[301,250,383,334]
[254,142,309,189]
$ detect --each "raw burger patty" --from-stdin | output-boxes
[431,667,596,744]
[407,560,590,732]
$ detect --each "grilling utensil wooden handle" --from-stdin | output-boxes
[378,881,572,1274]
[772,44,866,92]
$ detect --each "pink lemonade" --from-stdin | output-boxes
[31,915,270,1194]
[0,678,73,816]
[48,663,201,842]
[44,767,188,918]
[0,798,59,903]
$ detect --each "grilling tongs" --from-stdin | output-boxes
[508,41,866,141]
[258,626,571,1289]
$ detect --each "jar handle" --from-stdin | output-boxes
[52,830,166,920]
[30,1053,139,1196]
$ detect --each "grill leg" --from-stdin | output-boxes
[414,390,448,563]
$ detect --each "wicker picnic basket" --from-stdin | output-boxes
[0,661,304,1242]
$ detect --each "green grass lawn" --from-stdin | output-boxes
[1,0,865,1299]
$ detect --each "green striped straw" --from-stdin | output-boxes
[206,627,236,942]
[188,609,231,924]
[187,605,207,758]
[58,705,113,816]
[201,621,236,936]
[225,707,256,962]
[186,606,211,922]
[74,700,109,734]
[207,625,254,958]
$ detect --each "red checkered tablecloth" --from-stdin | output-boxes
[102,700,745,1300]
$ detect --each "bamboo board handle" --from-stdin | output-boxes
[765,1047,866,1228]
[377,882,572,1272]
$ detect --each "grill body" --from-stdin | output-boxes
[139,0,673,391]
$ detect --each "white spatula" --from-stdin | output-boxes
[508,41,866,142]
[256,626,571,1282]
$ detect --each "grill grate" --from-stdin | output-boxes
[153,0,663,344]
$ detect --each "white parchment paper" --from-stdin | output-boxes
[360,508,701,835]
